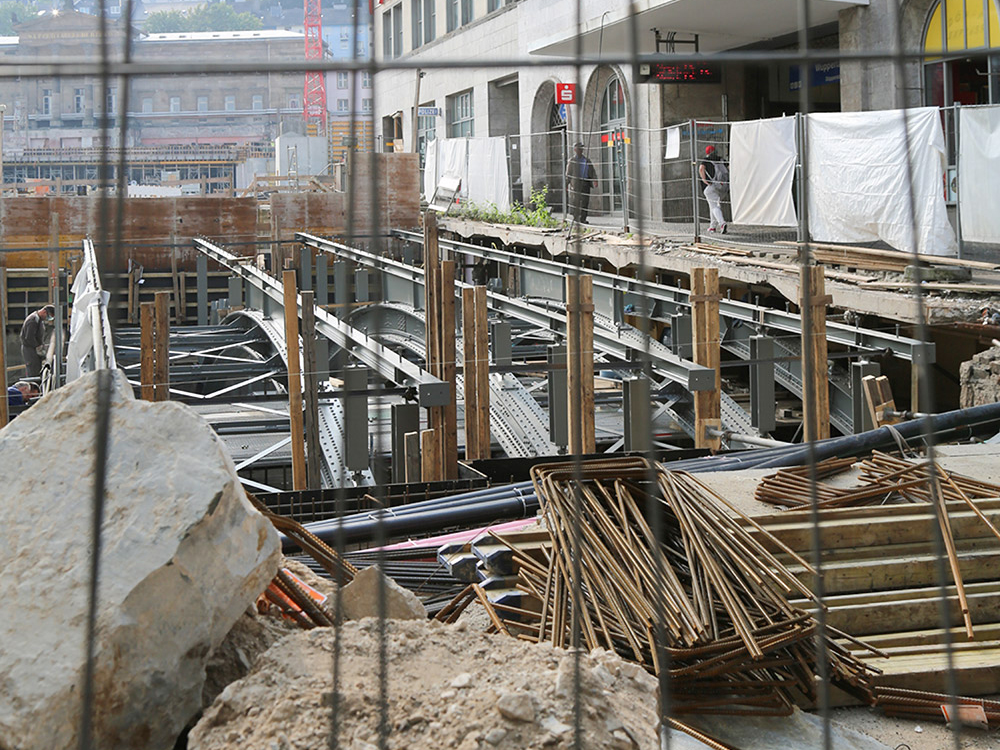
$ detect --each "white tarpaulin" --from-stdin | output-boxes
[466,137,511,213]
[422,137,469,202]
[65,258,110,382]
[730,116,798,227]
[806,108,957,256]
[422,138,438,201]
[424,137,511,212]
[958,105,1000,243]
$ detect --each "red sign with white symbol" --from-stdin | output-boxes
[555,83,576,104]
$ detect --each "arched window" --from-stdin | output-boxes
[923,0,1000,106]
[599,75,627,212]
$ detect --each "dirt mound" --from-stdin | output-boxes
[189,618,662,750]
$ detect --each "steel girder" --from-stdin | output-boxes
[296,233,715,393]
[348,302,557,458]
[299,234,759,441]
[193,237,449,407]
[228,310,375,488]
[388,229,934,365]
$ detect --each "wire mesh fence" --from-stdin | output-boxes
[2,0,998,749]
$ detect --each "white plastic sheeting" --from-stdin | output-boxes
[806,108,957,257]
[730,116,798,227]
[422,137,510,212]
[65,258,110,382]
[958,105,1000,244]
[467,138,511,213]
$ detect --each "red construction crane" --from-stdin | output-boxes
[303,0,327,134]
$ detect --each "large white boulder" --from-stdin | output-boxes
[0,370,280,750]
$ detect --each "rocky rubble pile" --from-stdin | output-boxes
[960,345,1000,408]
[0,370,280,750]
[189,618,666,750]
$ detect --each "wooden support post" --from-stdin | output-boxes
[566,274,596,455]
[282,270,307,490]
[300,290,322,490]
[140,301,155,401]
[153,291,170,402]
[404,430,421,483]
[473,285,490,458]
[801,265,831,441]
[440,259,458,478]
[0,284,7,428]
[691,267,721,450]
[462,287,479,460]
[421,428,441,483]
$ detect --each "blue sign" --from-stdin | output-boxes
[790,62,840,91]
[417,107,441,117]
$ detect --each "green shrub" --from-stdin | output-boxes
[454,186,560,229]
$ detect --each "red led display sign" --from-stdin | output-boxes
[637,63,722,84]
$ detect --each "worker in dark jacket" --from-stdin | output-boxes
[20,304,54,379]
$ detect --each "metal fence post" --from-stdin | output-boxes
[690,119,700,242]
[795,112,805,245]
[954,104,964,260]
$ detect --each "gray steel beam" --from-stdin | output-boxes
[623,376,651,452]
[388,229,933,364]
[193,238,449,407]
[196,253,209,327]
[298,233,715,393]
[749,335,776,434]
[547,344,568,450]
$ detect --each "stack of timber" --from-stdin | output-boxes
[742,490,1000,698]
[466,457,878,716]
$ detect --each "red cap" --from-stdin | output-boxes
[705,145,716,156]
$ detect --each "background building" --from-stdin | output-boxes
[372,0,999,221]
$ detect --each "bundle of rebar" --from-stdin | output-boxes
[478,457,877,715]
[874,687,999,727]
[754,451,1000,510]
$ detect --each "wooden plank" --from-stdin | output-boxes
[749,506,1000,552]
[462,287,479,460]
[441,259,458,479]
[784,548,1000,596]
[779,240,1000,271]
[474,285,490,459]
[421,428,441,483]
[580,276,595,454]
[282,270,307,491]
[140,301,155,401]
[792,581,1000,636]
[404,430,421,483]
[566,274,596,455]
[300,290,322,490]
[153,291,170,402]
[801,265,830,441]
[861,281,1000,292]
[691,267,721,450]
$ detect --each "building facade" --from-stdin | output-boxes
[372,0,999,221]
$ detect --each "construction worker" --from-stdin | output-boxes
[7,381,39,406]
[20,304,54,379]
